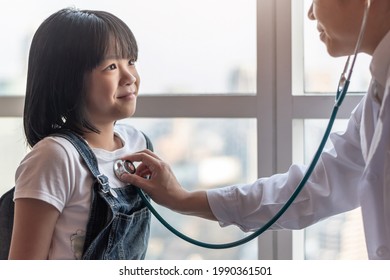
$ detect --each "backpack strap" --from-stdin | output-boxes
[142,131,154,152]
[0,188,15,259]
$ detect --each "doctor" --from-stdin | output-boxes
[120,0,390,259]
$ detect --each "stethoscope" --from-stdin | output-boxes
[114,0,371,250]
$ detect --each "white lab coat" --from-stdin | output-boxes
[207,31,390,260]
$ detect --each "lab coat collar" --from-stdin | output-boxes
[360,30,390,258]
[370,30,390,93]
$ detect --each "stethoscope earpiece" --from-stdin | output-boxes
[114,159,136,179]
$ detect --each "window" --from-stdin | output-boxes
[295,120,368,259]
[0,0,256,96]
[0,0,372,260]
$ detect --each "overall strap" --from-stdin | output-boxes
[53,131,110,192]
[53,130,152,192]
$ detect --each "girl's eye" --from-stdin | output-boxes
[128,59,136,66]
[106,64,117,70]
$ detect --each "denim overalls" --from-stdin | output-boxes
[58,130,151,260]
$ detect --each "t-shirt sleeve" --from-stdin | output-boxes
[14,137,77,212]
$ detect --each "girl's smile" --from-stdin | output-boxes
[84,54,140,127]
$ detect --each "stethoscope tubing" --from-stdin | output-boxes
[136,85,346,249]
[136,1,369,249]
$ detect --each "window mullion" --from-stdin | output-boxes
[134,95,258,118]
[0,96,24,117]
[292,95,362,119]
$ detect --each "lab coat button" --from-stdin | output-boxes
[376,246,390,258]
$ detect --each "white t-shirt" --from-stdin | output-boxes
[14,124,148,259]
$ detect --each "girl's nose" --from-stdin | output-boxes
[121,69,137,86]
[307,3,315,20]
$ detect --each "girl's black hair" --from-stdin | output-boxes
[24,8,138,147]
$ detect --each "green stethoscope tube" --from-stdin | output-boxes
[136,80,350,250]
[137,0,371,249]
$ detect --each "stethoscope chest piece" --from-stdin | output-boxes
[114,159,136,179]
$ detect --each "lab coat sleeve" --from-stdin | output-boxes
[207,101,366,232]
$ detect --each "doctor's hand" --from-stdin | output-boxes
[119,149,216,220]
[119,149,184,209]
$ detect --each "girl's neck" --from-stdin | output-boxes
[83,125,122,151]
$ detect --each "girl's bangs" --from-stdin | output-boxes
[102,16,138,61]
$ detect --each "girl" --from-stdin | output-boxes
[9,8,151,260]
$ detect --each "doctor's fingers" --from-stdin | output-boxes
[120,172,156,194]
[135,164,152,178]
[121,151,173,181]
[121,150,158,171]
[120,162,181,203]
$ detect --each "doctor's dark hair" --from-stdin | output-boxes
[24,8,138,147]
